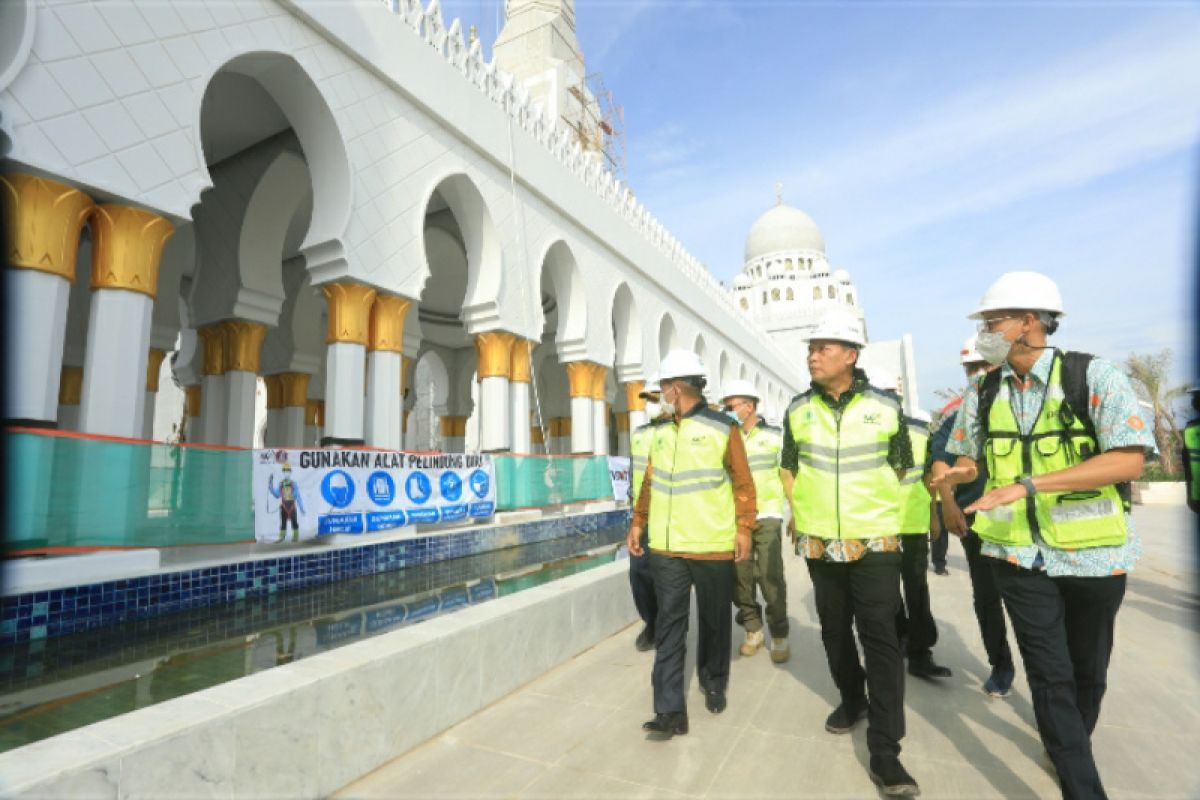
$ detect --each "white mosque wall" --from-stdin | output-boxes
[0,0,799,406]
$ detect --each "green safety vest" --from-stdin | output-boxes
[1185,422,1200,506]
[742,422,785,518]
[974,353,1127,549]
[898,419,931,534]
[630,421,657,504]
[786,387,903,540]
[647,408,738,554]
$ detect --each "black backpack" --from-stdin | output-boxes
[976,350,1131,508]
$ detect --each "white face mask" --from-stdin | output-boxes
[644,401,661,418]
[975,330,1014,365]
[658,399,676,417]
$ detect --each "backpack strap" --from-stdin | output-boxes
[1058,350,1096,441]
[976,368,1002,437]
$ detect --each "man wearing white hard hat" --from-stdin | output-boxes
[926,335,1015,698]
[720,379,790,663]
[627,376,665,651]
[628,350,755,738]
[933,271,1155,799]
[780,310,919,795]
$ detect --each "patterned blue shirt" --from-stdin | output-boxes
[946,348,1157,577]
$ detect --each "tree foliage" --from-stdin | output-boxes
[1125,349,1191,476]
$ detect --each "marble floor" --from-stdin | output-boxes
[338,505,1200,799]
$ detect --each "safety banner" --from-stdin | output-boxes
[253,449,495,543]
[607,456,631,502]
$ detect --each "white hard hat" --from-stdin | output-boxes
[657,350,707,383]
[720,379,760,402]
[960,335,984,364]
[870,369,899,391]
[968,271,1065,320]
[810,311,866,347]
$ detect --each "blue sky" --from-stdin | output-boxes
[441,1,1199,412]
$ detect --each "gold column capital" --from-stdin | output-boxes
[279,373,311,408]
[185,385,202,417]
[3,174,94,282]
[565,361,598,399]
[198,324,226,376]
[89,204,174,297]
[322,282,377,345]
[146,348,167,392]
[401,355,414,397]
[624,381,647,412]
[305,399,320,427]
[439,415,467,438]
[531,425,545,445]
[616,412,631,433]
[589,365,609,401]
[263,374,283,409]
[222,320,268,373]
[369,294,411,352]
[315,400,325,427]
[59,365,83,406]
[509,338,534,384]
[475,331,517,381]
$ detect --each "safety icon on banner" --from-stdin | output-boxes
[405,472,432,504]
[321,470,356,508]
[469,469,490,499]
[367,471,396,506]
[440,471,463,502]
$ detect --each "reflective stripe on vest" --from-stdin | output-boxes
[898,420,931,534]
[973,352,1128,550]
[743,424,785,518]
[648,412,737,554]
[786,389,902,540]
[630,424,655,504]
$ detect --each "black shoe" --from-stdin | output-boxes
[642,712,688,738]
[634,625,655,651]
[908,655,952,679]
[869,755,920,796]
[704,689,727,714]
[824,701,868,734]
[933,565,949,576]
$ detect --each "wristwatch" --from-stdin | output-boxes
[1017,477,1037,497]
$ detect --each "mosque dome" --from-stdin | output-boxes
[744,204,825,262]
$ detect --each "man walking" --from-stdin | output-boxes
[927,335,1016,697]
[781,311,918,796]
[627,350,754,738]
[721,380,790,663]
[934,271,1154,800]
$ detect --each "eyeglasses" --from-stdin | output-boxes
[976,315,1019,333]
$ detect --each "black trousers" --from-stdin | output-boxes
[895,534,938,658]
[807,552,906,757]
[930,527,949,569]
[992,561,1126,800]
[961,529,1013,670]
[629,532,657,628]
[649,553,734,715]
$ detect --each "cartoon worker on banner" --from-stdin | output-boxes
[268,463,306,542]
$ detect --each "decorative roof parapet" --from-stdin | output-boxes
[381,0,795,377]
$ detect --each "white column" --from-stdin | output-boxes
[570,396,593,454]
[510,381,531,454]
[6,270,72,423]
[592,400,609,456]
[629,409,648,430]
[281,406,306,447]
[80,289,153,438]
[365,350,402,449]
[265,408,283,447]
[479,376,510,451]
[201,374,227,444]
[225,370,258,447]
[325,342,366,444]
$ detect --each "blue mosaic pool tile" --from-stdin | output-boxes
[1,509,629,645]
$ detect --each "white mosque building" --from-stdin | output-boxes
[731,197,922,415]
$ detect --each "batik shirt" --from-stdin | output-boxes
[946,349,1156,577]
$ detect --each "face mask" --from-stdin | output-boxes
[659,399,676,417]
[645,401,661,418]
[723,407,740,425]
[974,330,1014,366]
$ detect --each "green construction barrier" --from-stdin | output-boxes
[3,431,618,552]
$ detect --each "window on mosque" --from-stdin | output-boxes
[762,291,767,305]
[787,288,794,301]
[740,297,749,310]
[786,259,794,271]
[772,288,780,301]
[846,294,854,305]
[813,286,821,300]
[828,286,836,299]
